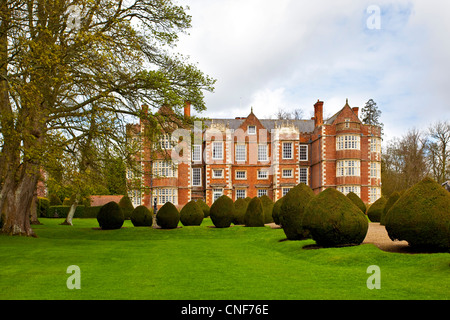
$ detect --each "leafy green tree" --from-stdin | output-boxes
[361,99,383,135]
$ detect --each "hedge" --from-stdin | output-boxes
[46,205,102,218]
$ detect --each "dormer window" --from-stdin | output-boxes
[248,126,256,135]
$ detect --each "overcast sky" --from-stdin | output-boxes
[175,0,450,141]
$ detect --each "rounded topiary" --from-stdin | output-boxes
[244,197,252,203]
[279,183,315,240]
[367,196,387,222]
[196,199,210,218]
[130,205,153,227]
[260,195,274,224]
[119,195,134,220]
[244,197,265,227]
[303,188,369,247]
[180,200,204,226]
[233,198,248,225]
[156,202,180,229]
[97,201,124,230]
[385,177,450,251]
[209,195,234,228]
[380,191,401,226]
[272,197,283,225]
[346,192,366,214]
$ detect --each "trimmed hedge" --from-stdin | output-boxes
[97,201,124,230]
[367,196,387,222]
[260,195,274,224]
[244,197,265,227]
[385,177,450,251]
[131,205,153,227]
[380,192,401,225]
[303,188,369,247]
[233,198,248,225]
[46,205,101,218]
[196,199,210,218]
[210,195,234,228]
[272,197,283,225]
[346,192,366,214]
[119,196,134,220]
[180,200,204,226]
[156,202,180,229]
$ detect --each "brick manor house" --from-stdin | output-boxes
[126,99,382,209]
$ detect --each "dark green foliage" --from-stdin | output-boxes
[272,197,283,225]
[244,197,252,203]
[303,188,369,247]
[244,197,265,227]
[47,205,85,218]
[346,192,366,214]
[380,191,401,225]
[119,195,134,220]
[209,195,234,228]
[367,196,387,222]
[97,201,124,230]
[180,200,204,226]
[279,183,315,240]
[49,193,62,206]
[385,177,450,251]
[196,199,210,218]
[130,205,153,227]
[37,197,50,217]
[233,198,248,225]
[260,195,274,223]
[156,202,180,229]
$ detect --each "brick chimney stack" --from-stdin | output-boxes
[184,101,191,118]
[352,107,359,118]
[314,100,324,127]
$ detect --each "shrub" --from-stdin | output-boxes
[180,200,204,226]
[346,192,366,214]
[210,195,234,228]
[272,197,283,225]
[49,193,62,206]
[233,198,248,225]
[97,201,124,230]
[244,197,265,227]
[303,188,369,247]
[156,202,180,229]
[47,205,85,218]
[385,177,450,251]
[380,192,401,225]
[131,205,153,227]
[37,197,50,217]
[279,183,315,240]
[260,195,274,224]
[367,196,387,222]
[196,199,210,218]
[119,195,134,220]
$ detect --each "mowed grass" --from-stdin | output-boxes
[0,218,448,300]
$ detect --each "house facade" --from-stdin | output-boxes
[127,100,382,209]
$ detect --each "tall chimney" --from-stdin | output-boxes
[352,107,359,118]
[314,100,324,127]
[184,101,191,118]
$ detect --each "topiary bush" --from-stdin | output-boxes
[180,200,204,226]
[244,197,265,227]
[272,197,283,225]
[279,183,315,240]
[156,202,180,229]
[346,192,366,214]
[380,191,401,225]
[385,177,450,252]
[233,198,248,225]
[209,195,234,228]
[97,201,124,230]
[119,195,134,220]
[260,195,274,224]
[303,188,369,247]
[367,196,387,222]
[130,205,153,227]
[196,199,210,218]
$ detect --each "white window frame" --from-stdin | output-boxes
[153,161,176,178]
[337,185,361,198]
[235,144,246,162]
[336,135,360,151]
[212,169,224,179]
[282,142,293,159]
[235,170,246,180]
[299,145,308,161]
[258,144,268,162]
[212,141,223,160]
[282,169,293,178]
[213,189,223,202]
[257,169,269,180]
[192,167,202,187]
[248,125,256,135]
[153,188,178,206]
[299,167,308,185]
[336,159,361,177]
[370,187,381,203]
[370,138,381,153]
[192,145,202,162]
[282,187,292,197]
[370,162,381,178]
[236,189,246,199]
[158,134,174,150]
[257,189,267,197]
[128,189,142,207]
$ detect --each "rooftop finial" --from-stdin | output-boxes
[251,106,253,114]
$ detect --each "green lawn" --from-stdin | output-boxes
[0,218,448,300]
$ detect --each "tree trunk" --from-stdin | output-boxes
[61,199,78,226]
[30,193,42,225]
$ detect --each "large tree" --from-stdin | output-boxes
[0,0,215,236]
[361,99,383,135]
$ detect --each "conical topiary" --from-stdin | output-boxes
[119,195,134,220]
[130,205,153,227]
[233,198,248,225]
[346,192,366,214]
[180,200,204,226]
[156,202,180,229]
[385,177,450,251]
[380,191,401,225]
[272,197,283,225]
[260,195,274,224]
[367,196,387,222]
[196,199,210,218]
[244,197,265,227]
[303,188,369,247]
[279,183,315,240]
[209,195,234,228]
[97,201,124,230]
